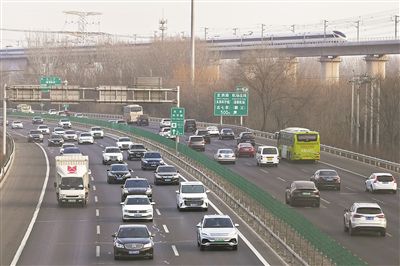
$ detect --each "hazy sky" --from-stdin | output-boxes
[1,0,398,45]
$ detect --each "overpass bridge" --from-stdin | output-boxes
[1,39,399,81]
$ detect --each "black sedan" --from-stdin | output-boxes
[219,128,235,140]
[112,224,154,260]
[48,134,64,147]
[310,169,341,190]
[107,164,133,184]
[285,181,320,207]
[127,143,147,160]
[141,151,165,170]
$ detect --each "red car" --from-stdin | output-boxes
[235,143,256,157]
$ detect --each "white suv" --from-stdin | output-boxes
[176,181,209,211]
[365,173,397,194]
[58,119,72,129]
[343,202,386,236]
[256,146,279,167]
[90,127,104,139]
[102,146,123,165]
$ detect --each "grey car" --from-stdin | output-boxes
[188,136,205,151]
[121,178,153,202]
[107,164,133,184]
[154,165,180,185]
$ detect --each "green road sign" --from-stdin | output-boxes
[40,76,62,92]
[235,85,249,92]
[170,107,185,136]
[214,92,248,116]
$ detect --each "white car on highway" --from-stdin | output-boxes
[365,173,397,194]
[11,121,23,129]
[53,127,65,136]
[116,137,133,150]
[59,143,76,154]
[37,125,50,135]
[206,126,220,137]
[78,132,94,144]
[90,126,104,139]
[102,146,123,165]
[159,118,171,128]
[214,149,236,164]
[344,202,386,236]
[58,118,71,129]
[121,195,155,222]
[176,181,209,211]
[63,130,78,141]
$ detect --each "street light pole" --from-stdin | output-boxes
[190,0,195,89]
[350,79,354,145]
[2,84,7,156]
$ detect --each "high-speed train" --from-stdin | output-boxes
[207,30,347,46]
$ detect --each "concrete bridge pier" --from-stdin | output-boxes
[364,54,388,79]
[319,56,341,82]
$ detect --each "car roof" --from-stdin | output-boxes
[203,214,231,219]
[118,224,148,229]
[181,181,204,186]
[352,202,382,208]
[125,195,148,199]
[111,163,127,167]
[258,145,277,149]
[371,173,393,176]
[125,177,147,181]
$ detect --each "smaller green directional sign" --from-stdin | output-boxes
[40,76,62,92]
[170,107,185,136]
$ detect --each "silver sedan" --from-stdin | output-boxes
[214,148,236,164]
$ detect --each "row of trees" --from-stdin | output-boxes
[11,38,400,162]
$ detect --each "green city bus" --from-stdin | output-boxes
[277,127,320,161]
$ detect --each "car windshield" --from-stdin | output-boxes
[186,120,195,125]
[197,130,208,135]
[222,129,233,133]
[62,144,75,148]
[158,166,176,173]
[33,117,42,120]
[163,119,170,122]
[208,126,218,130]
[55,128,64,132]
[125,179,149,188]
[130,145,145,150]
[144,152,161,158]
[60,177,83,190]
[51,135,63,139]
[92,127,102,131]
[356,207,382,214]
[119,137,131,142]
[219,149,233,154]
[30,130,41,134]
[61,119,69,122]
[241,133,254,139]
[126,197,150,205]
[65,131,75,134]
[190,137,203,142]
[239,143,252,148]
[182,185,204,193]
[118,227,149,238]
[38,126,48,129]
[80,133,91,137]
[319,170,337,176]
[106,148,120,153]
[111,165,128,171]
[63,147,81,154]
[376,175,394,182]
[203,218,233,228]
[262,148,277,155]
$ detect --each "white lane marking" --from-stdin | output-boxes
[321,198,331,204]
[245,162,253,166]
[163,224,169,233]
[93,185,96,191]
[345,186,355,191]
[99,144,104,148]
[320,204,327,209]
[276,177,286,182]
[301,169,308,173]
[96,209,99,217]
[96,246,100,257]
[171,245,179,256]
[10,143,50,266]
[90,175,94,181]
[386,232,393,237]
[97,225,101,235]
[156,209,161,216]
[177,170,271,266]
[94,196,98,203]
[260,169,269,174]
[370,197,385,204]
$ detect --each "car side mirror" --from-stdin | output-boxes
[151,234,155,237]
[175,190,179,194]
[177,170,179,173]
[112,233,117,237]
[120,202,124,205]
[234,223,239,227]
[206,190,210,193]
[151,202,155,205]
[120,185,124,188]
[129,169,133,172]
[196,223,201,228]
[107,169,109,171]
[286,186,290,189]
[344,208,349,212]
[102,151,105,153]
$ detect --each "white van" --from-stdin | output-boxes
[256,146,279,167]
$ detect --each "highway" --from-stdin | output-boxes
[1,120,283,266]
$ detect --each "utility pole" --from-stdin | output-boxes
[350,78,355,145]
[376,80,380,147]
[354,20,360,41]
[364,81,368,146]
[394,15,399,39]
[261,24,265,41]
[356,81,360,147]
[233,27,238,36]
[190,0,195,89]
[323,20,328,41]
[290,24,295,33]
[159,18,167,42]
[204,27,208,40]
[153,31,158,41]
[2,84,6,156]
[370,79,374,145]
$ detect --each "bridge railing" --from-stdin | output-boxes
[0,133,15,181]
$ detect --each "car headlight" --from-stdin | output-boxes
[201,231,209,237]
[142,160,148,163]
[59,194,66,198]
[125,172,131,177]
[143,242,152,248]
[146,188,152,194]
[104,155,110,160]
[115,242,124,248]
[159,160,164,164]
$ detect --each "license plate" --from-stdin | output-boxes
[151,164,156,167]
[326,178,333,181]
[190,203,198,207]
[215,239,225,242]
[302,192,311,195]
[382,182,388,184]
[134,213,141,217]
[129,251,139,255]
[164,179,171,182]
[68,199,76,202]
[366,217,374,220]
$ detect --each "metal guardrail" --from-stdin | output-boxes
[0,133,15,181]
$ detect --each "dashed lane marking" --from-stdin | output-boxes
[96,209,99,217]
[321,198,331,204]
[171,245,179,256]
[370,197,385,204]
[276,177,286,182]
[163,224,169,233]
[97,225,101,235]
[93,185,96,191]
[345,186,355,191]
[96,246,100,257]
[156,209,161,216]
[94,196,98,203]
[90,175,94,181]
[260,169,269,174]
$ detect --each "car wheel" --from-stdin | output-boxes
[349,223,355,236]
[380,229,386,237]
[149,254,154,260]
[343,219,348,232]
[256,161,259,166]
[285,195,289,204]
[337,185,341,191]
[107,178,111,184]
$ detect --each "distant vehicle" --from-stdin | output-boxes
[206,126,220,137]
[154,165,180,185]
[11,121,23,129]
[48,133,64,147]
[48,109,58,115]
[0,117,9,126]
[285,181,320,207]
[17,104,33,113]
[219,128,235,140]
[61,147,82,155]
[184,119,197,133]
[176,181,209,211]
[195,129,211,144]
[58,118,72,129]
[277,127,320,161]
[78,132,94,144]
[255,146,279,167]
[90,127,104,139]
[137,114,149,126]
[237,132,255,146]
[196,214,239,251]
[37,125,50,135]
[116,137,133,150]
[74,113,84,117]
[121,177,153,202]
[27,130,44,143]
[159,127,171,137]
[123,104,143,124]
[107,164,133,184]
[344,202,386,236]
[188,135,205,151]
[60,143,75,154]
[365,173,397,194]
[121,195,155,222]
[159,118,171,128]
[54,155,90,206]
[102,147,123,165]
[141,151,165,170]
[63,130,78,141]
[112,224,154,260]
[112,120,127,125]
[214,149,236,164]
[32,116,44,124]
[310,169,341,190]
[53,127,65,136]
[235,142,256,157]
[127,143,147,161]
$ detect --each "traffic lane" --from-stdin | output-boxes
[16,142,98,266]
[82,138,264,265]
[0,133,47,266]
